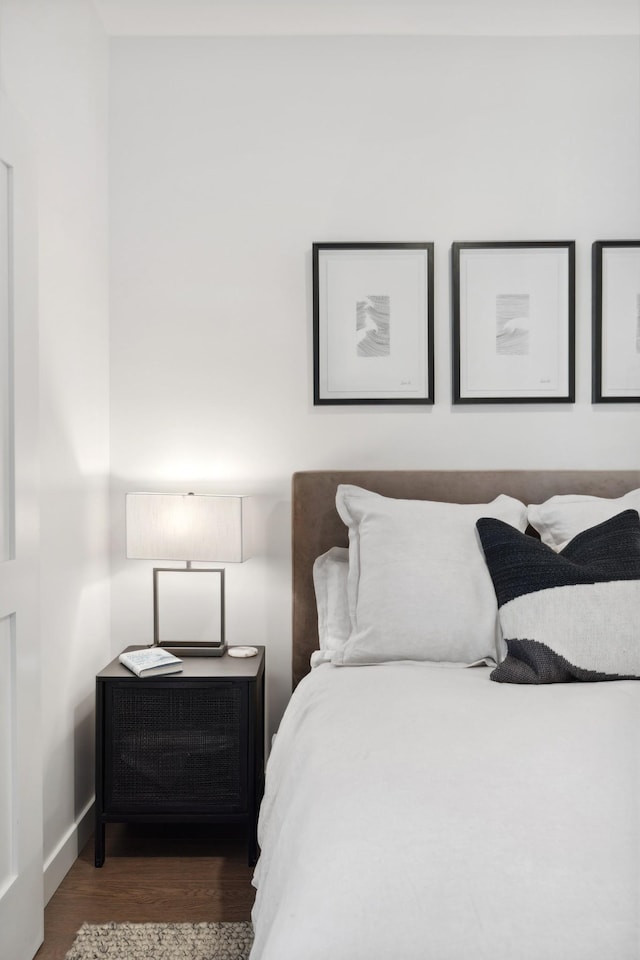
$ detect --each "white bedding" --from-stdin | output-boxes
[251,662,640,960]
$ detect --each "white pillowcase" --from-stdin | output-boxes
[312,547,350,652]
[528,488,640,551]
[334,485,528,666]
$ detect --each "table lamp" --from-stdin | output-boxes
[126,492,252,656]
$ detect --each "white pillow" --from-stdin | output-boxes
[334,485,528,666]
[312,547,350,652]
[528,488,640,551]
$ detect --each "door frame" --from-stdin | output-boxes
[0,90,43,960]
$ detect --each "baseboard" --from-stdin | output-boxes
[43,799,94,905]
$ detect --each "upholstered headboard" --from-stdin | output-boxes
[291,469,640,688]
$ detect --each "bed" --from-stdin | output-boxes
[251,471,640,960]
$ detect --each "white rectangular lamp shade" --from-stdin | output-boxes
[126,493,251,563]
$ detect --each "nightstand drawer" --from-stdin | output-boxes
[104,681,249,815]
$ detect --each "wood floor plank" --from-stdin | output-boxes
[35,824,255,960]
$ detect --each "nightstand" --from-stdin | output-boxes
[94,646,265,868]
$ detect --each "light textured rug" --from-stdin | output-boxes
[65,922,254,959]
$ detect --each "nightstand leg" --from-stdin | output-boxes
[94,819,105,867]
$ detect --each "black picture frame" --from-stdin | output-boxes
[313,242,434,405]
[452,241,575,404]
[592,240,640,403]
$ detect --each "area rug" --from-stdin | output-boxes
[65,921,254,959]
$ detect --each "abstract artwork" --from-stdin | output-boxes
[495,294,530,356]
[356,295,390,358]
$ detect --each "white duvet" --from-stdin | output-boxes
[251,662,640,960]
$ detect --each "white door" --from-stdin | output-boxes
[0,93,43,960]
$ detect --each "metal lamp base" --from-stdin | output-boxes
[161,644,227,658]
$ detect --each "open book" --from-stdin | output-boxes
[118,647,183,677]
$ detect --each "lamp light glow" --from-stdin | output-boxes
[126,492,252,564]
[125,492,252,656]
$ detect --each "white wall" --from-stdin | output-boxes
[109,34,640,733]
[0,0,110,900]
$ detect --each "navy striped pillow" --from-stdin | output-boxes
[476,509,640,684]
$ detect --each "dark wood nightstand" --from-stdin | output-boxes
[94,646,265,868]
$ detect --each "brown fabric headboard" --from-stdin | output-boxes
[291,469,640,688]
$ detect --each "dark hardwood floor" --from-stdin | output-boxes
[35,823,256,960]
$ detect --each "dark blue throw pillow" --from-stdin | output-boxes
[476,509,640,684]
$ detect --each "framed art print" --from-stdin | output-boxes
[592,240,640,402]
[452,241,575,403]
[313,242,434,404]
